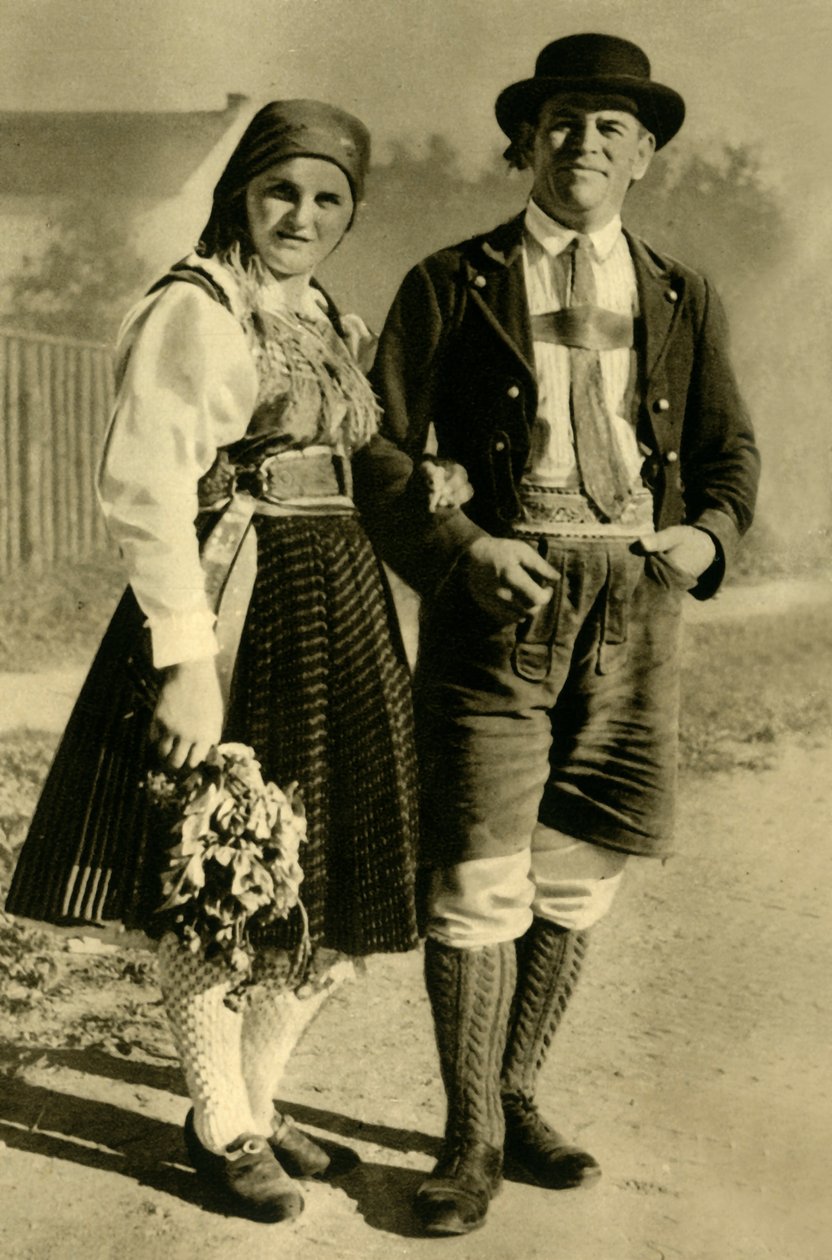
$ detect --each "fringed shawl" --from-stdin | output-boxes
[220,246,380,455]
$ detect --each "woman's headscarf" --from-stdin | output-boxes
[198,99,371,257]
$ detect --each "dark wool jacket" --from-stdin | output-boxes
[355,214,760,600]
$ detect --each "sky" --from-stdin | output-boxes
[1,0,829,201]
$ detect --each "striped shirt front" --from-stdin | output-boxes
[521,199,644,491]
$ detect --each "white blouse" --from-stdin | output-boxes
[97,255,371,669]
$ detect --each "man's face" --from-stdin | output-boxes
[528,93,655,230]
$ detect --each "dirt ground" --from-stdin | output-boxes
[1,586,830,1260]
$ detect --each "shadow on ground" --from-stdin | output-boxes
[0,1048,437,1238]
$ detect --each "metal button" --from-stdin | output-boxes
[473,275,487,289]
[507,385,520,399]
[654,398,670,412]
[494,439,506,452]
[666,288,679,303]
[665,450,679,464]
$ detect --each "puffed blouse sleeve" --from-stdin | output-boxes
[98,281,259,669]
[338,311,378,374]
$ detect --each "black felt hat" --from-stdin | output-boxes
[495,33,685,149]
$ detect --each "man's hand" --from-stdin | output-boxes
[638,525,717,580]
[150,658,224,772]
[463,536,559,621]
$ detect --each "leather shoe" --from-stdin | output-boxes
[414,1139,503,1236]
[503,1094,601,1189]
[270,1110,360,1179]
[184,1109,304,1222]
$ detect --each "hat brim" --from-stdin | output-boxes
[495,75,685,149]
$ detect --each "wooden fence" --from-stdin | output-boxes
[0,328,114,575]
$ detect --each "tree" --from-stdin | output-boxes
[4,200,153,344]
[626,141,790,306]
[322,134,790,331]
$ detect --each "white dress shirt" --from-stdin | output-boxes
[521,199,643,490]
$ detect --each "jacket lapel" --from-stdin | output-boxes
[626,231,684,381]
[470,215,537,380]
[465,220,685,401]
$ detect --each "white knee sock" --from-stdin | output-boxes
[157,933,262,1153]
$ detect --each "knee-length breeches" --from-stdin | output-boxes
[415,538,689,869]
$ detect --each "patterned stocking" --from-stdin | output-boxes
[240,951,352,1130]
[156,933,262,1154]
[424,938,517,1151]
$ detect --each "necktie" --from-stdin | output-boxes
[567,235,634,520]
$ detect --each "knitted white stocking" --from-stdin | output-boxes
[157,933,263,1154]
[241,951,353,1131]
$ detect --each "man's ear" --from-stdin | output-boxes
[631,128,656,182]
[505,120,536,171]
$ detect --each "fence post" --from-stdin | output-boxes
[21,339,46,572]
[6,338,22,570]
[0,329,113,576]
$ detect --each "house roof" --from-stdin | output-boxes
[0,94,249,198]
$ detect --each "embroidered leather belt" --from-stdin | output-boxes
[513,483,654,539]
[200,446,352,511]
[198,445,354,705]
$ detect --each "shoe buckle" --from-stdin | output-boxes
[226,1136,265,1161]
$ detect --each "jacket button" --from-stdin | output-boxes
[507,385,520,399]
[473,275,487,288]
[494,439,506,452]
[654,397,670,412]
[666,288,679,303]
[665,450,679,464]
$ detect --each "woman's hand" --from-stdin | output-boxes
[150,659,224,772]
[418,458,474,513]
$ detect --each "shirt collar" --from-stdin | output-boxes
[524,199,624,262]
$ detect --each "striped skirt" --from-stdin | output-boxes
[5,514,420,956]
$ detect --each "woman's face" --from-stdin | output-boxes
[245,156,354,279]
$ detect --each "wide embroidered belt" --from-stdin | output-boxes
[199,446,352,510]
[514,483,654,538]
[198,446,354,704]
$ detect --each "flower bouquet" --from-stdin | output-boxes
[145,743,309,991]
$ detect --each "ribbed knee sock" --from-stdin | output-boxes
[502,920,589,1105]
[424,937,517,1150]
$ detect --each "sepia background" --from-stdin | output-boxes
[0,0,829,555]
[0,3,830,1258]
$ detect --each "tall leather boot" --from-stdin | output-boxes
[501,919,601,1189]
[414,938,517,1235]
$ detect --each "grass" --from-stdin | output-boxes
[0,730,59,881]
[0,554,125,671]
[679,602,832,774]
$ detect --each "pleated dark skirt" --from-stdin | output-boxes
[5,514,420,956]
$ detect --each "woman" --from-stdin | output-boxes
[6,100,421,1223]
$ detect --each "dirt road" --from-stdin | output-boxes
[1,581,830,1259]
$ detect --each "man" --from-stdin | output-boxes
[355,33,759,1236]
